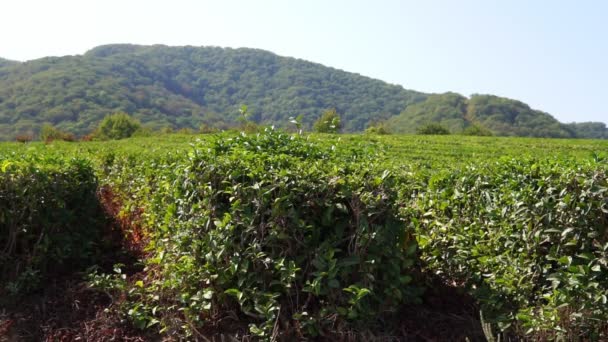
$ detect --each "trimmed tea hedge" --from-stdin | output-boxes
[407,157,608,339]
[0,156,105,295]
[97,130,420,339]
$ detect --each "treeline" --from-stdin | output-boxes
[19,108,345,143]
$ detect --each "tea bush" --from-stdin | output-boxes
[0,155,106,295]
[97,129,420,339]
[3,133,608,339]
[407,157,608,339]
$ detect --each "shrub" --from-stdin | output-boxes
[0,156,106,295]
[39,123,75,142]
[98,129,420,338]
[240,121,260,134]
[365,121,391,135]
[314,109,342,133]
[94,112,142,140]
[61,132,77,142]
[407,157,608,339]
[159,126,174,134]
[415,123,450,135]
[131,126,154,137]
[462,124,493,136]
[199,123,220,134]
[15,134,33,143]
[176,127,195,134]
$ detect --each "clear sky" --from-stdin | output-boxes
[1,0,606,124]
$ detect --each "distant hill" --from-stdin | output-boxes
[563,121,608,139]
[0,58,18,68]
[0,44,426,139]
[0,44,605,140]
[388,93,608,138]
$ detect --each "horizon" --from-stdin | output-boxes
[1,0,606,125]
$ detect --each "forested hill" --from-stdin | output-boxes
[0,44,426,139]
[0,44,605,140]
[0,58,18,68]
[388,93,608,139]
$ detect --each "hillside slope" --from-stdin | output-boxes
[0,58,19,68]
[388,93,608,138]
[0,44,605,140]
[0,44,426,139]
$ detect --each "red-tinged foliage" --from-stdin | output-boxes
[98,185,148,257]
[14,133,33,143]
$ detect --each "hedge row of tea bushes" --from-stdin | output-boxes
[404,157,608,339]
[0,154,106,296]
[2,131,607,340]
[80,132,608,339]
[94,129,420,339]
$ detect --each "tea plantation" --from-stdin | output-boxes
[1,131,607,340]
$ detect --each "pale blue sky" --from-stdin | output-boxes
[1,0,606,124]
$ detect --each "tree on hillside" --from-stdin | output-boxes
[39,123,75,142]
[314,109,342,133]
[416,123,450,135]
[462,124,493,136]
[94,112,142,140]
[565,122,608,139]
[365,119,391,135]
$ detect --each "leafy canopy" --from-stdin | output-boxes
[313,108,342,133]
[95,112,142,140]
[416,123,451,135]
[0,44,425,140]
[39,123,75,142]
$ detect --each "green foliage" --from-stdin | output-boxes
[0,44,426,140]
[388,92,606,139]
[39,123,75,142]
[159,126,174,134]
[407,157,608,339]
[289,114,305,134]
[0,45,604,140]
[416,123,451,135]
[313,108,342,133]
[462,124,493,136]
[0,57,18,68]
[565,122,608,139]
[95,129,419,338]
[467,94,573,138]
[198,123,220,134]
[236,104,261,133]
[365,120,391,135]
[95,112,142,140]
[391,92,467,134]
[0,156,106,295]
[2,133,608,339]
[131,125,154,137]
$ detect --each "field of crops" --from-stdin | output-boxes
[1,131,607,340]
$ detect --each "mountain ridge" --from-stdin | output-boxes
[0,57,19,68]
[0,44,605,139]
